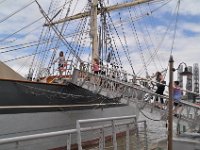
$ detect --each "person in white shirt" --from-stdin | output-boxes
[54,51,67,77]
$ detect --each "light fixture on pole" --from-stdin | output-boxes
[172,62,193,76]
[168,57,192,150]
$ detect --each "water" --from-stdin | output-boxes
[139,114,166,137]
[138,107,168,148]
[138,104,184,150]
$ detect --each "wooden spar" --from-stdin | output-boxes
[91,0,99,61]
[44,0,155,26]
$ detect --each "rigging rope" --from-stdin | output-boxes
[3,46,59,63]
[0,3,69,44]
[0,1,35,24]
[118,12,136,73]
[0,24,43,45]
[21,29,88,49]
[0,16,43,43]
[170,0,180,55]
[107,12,135,74]
[137,5,160,71]
[137,0,178,75]
[48,0,74,69]
[35,0,60,78]
[35,0,82,63]
[128,7,148,77]
[107,23,123,68]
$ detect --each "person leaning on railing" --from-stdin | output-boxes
[92,58,100,74]
[173,81,183,117]
[155,71,166,109]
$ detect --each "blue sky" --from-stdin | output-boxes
[0,0,200,79]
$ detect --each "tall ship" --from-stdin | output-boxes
[0,0,153,149]
[0,0,198,149]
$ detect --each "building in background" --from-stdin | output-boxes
[177,64,183,88]
[193,63,199,94]
[186,66,193,100]
[177,63,199,101]
[193,63,199,102]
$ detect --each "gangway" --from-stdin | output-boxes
[72,68,200,134]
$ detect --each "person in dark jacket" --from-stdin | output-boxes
[155,71,166,109]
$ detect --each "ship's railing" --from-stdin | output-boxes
[0,115,148,150]
[175,100,200,134]
[71,61,136,83]
[72,68,168,102]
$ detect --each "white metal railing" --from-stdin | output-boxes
[76,115,137,150]
[0,115,148,150]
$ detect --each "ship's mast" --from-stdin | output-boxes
[45,0,157,63]
[90,0,98,62]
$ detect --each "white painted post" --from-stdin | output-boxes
[76,120,82,150]
[112,120,117,150]
[66,134,71,150]
[99,128,105,150]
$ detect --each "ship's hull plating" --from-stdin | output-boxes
[0,79,122,114]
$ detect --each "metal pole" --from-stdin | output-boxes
[168,55,174,150]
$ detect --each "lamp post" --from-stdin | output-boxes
[168,56,192,150]
[168,55,174,150]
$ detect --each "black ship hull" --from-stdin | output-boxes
[0,78,123,114]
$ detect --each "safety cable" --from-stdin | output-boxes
[107,12,135,74]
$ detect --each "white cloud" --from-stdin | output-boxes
[181,22,200,33]
[178,0,200,16]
